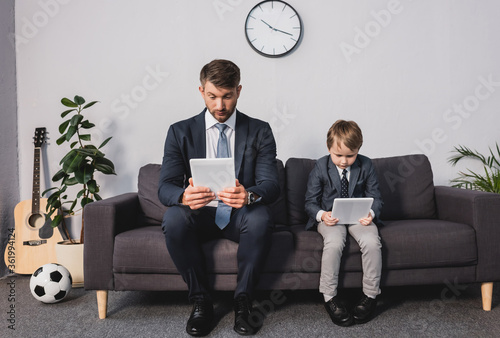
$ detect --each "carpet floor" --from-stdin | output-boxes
[2,275,500,337]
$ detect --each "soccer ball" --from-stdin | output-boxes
[30,263,72,303]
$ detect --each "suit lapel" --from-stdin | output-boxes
[191,109,206,158]
[234,111,248,176]
[328,158,342,197]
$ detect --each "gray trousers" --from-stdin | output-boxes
[317,222,382,299]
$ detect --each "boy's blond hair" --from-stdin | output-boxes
[326,120,363,151]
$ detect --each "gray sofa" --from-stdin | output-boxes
[84,154,500,319]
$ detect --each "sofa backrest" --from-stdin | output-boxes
[284,154,437,224]
[137,160,288,225]
[372,154,437,220]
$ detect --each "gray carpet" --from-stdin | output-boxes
[2,275,500,337]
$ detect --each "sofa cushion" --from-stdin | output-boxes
[372,154,437,220]
[289,220,477,273]
[137,160,287,225]
[113,226,295,274]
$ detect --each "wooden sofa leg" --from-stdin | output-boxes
[97,290,108,319]
[481,282,493,311]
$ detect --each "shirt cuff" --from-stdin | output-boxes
[316,210,325,223]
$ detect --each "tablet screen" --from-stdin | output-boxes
[332,197,374,224]
[189,158,235,199]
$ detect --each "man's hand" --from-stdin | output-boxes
[321,211,339,226]
[359,213,374,226]
[181,178,215,209]
[218,179,248,209]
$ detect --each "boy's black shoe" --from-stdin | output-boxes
[324,297,354,327]
[352,295,377,324]
[186,298,214,336]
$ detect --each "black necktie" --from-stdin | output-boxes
[341,169,349,198]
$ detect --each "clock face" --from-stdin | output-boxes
[245,1,302,57]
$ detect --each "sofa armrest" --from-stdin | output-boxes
[435,186,500,282]
[83,192,140,290]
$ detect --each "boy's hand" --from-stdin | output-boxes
[182,178,216,209]
[322,211,339,226]
[218,179,247,209]
[359,213,374,226]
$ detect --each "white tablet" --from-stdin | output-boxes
[332,197,374,225]
[189,158,235,199]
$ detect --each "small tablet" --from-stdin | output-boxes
[189,158,235,199]
[332,197,374,225]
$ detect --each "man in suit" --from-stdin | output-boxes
[304,120,383,326]
[158,59,280,336]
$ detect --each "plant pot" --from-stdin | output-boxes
[55,240,84,288]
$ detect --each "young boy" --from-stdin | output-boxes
[304,120,383,326]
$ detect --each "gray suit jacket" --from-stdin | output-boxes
[304,154,383,230]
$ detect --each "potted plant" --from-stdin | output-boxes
[448,144,500,193]
[43,95,116,284]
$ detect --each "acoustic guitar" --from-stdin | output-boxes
[5,127,63,274]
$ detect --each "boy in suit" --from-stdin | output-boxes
[304,120,383,326]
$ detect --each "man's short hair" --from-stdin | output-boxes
[326,120,363,151]
[200,59,240,89]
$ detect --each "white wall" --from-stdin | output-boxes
[15,1,500,223]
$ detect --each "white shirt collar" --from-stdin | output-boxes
[336,166,350,177]
[205,109,236,131]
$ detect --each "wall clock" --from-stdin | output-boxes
[245,1,303,58]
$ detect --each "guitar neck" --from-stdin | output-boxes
[32,147,41,214]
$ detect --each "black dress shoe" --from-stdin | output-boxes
[186,298,214,337]
[234,294,258,335]
[324,296,353,327]
[352,295,377,324]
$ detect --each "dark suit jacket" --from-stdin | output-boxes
[304,154,383,230]
[158,109,280,207]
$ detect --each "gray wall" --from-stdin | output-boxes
[0,0,19,277]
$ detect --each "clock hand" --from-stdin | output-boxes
[260,19,274,29]
[273,28,293,36]
[261,19,293,36]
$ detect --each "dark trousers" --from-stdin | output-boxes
[161,204,274,301]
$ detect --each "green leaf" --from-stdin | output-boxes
[81,197,93,208]
[87,179,98,193]
[61,150,83,173]
[51,169,67,182]
[98,136,112,149]
[81,120,95,129]
[80,134,91,141]
[74,95,85,105]
[75,163,94,184]
[70,114,84,127]
[61,97,78,107]
[59,120,71,134]
[95,157,116,175]
[70,141,79,149]
[61,109,76,118]
[56,134,67,145]
[83,101,98,109]
[94,193,102,201]
[63,177,79,186]
[66,125,77,141]
[42,186,59,197]
[51,214,63,228]
[77,189,86,199]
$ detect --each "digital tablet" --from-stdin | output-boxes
[189,158,235,199]
[332,197,374,224]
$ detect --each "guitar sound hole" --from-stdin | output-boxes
[28,213,45,230]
